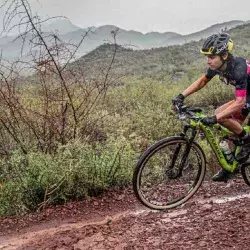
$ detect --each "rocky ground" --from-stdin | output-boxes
[1,177,250,250]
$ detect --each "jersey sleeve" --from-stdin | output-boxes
[234,62,248,98]
[205,68,217,81]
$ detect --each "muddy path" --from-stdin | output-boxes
[1,178,250,250]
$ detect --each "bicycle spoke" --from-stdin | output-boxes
[133,137,206,209]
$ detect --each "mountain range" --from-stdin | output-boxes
[0,18,248,61]
[73,22,250,81]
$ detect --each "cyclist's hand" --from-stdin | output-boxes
[201,115,217,126]
[172,93,185,110]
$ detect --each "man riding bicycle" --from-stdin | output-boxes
[172,33,250,182]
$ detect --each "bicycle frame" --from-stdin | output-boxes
[187,112,250,173]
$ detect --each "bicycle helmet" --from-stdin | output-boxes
[200,33,233,55]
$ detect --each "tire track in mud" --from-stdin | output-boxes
[1,185,250,250]
[0,211,134,249]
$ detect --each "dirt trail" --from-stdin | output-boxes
[1,178,250,250]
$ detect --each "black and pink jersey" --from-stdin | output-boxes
[205,56,250,102]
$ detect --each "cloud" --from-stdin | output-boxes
[0,0,249,35]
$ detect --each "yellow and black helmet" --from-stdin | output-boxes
[200,33,233,55]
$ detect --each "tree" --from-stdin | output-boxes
[0,0,120,153]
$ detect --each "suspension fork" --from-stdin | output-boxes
[178,125,197,177]
[169,124,197,177]
[169,124,195,167]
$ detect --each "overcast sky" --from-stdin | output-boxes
[1,0,250,34]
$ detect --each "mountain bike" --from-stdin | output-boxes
[133,105,250,210]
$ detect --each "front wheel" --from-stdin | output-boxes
[133,136,206,210]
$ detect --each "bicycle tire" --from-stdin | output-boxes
[133,136,206,210]
[241,164,250,186]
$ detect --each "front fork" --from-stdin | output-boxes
[167,123,197,178]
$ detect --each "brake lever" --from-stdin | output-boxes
[175,104,185,119]
[178,113,186,120]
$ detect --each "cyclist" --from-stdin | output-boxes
[172,33,250,182]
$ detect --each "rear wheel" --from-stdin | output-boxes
[133,136,206,210]
[241,164,250,186]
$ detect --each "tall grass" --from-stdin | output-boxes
[0,72,238,216]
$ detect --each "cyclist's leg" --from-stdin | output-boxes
[212,101,249,181]
[215,100,246,134]
[215,100,234,114]
[234,105,250,162]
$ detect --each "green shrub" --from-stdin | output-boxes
[0,140,137,216]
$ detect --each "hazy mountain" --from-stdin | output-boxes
[41,18,82,35]
[0,19,248,61]
[58,24,180,57]
[52,19,248,56]
[165,20,245,45]
[73,23,250,80]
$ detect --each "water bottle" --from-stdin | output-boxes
[219,139,234,162]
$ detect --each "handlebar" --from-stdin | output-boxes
[173,105,202,121]
[173,105,243,145]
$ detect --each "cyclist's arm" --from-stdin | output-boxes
[182,75,210,97]
[182,68,216,97]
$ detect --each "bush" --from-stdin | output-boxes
[0,140,137,216]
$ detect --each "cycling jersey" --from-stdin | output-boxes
[205,56,250,102]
